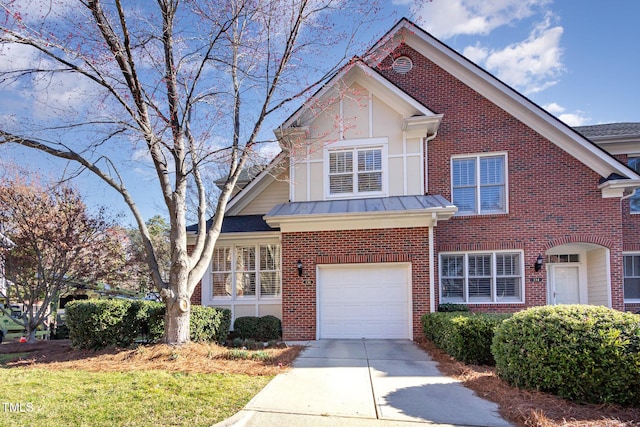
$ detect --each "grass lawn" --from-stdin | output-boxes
[0,340,302,427]
[0,369,271,427]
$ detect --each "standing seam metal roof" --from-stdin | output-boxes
[265,195,454,217]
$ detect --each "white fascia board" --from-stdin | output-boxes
[264,206,457,233]
[279,61,436,131]
[598,179,640,198]
[225,152,287,216]
[215,231,281,242]
[401,29,640,181]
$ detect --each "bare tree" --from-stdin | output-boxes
[0,0,382,344]
[0,173,128,343]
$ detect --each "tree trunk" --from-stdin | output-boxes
[26,328,37,344]
[164,298,190,344]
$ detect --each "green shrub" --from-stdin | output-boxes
[190,305,231,343]
[233,315,282,341]
[422,312,510,365]
[256,315,282,341]
[233,316,259,340]
[437,303,470,312]
[66,299,133,349]
[66,300,231,349]
[492,305,640,406]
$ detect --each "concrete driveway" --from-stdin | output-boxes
[217,339,511,427]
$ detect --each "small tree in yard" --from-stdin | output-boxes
[0,0,382,344]
[0,173,128,343]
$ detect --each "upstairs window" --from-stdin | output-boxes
[452,154,507,215]
[328,147,383,196]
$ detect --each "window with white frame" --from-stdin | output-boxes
[440,251,523,303]
[452,154,507,215]
[627,158,640,213]
[211,244,281,300]
[623,254,640,301]
[328,147,383,196]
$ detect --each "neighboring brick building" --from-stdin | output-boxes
[188,18,640,341]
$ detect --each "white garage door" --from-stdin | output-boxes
[317,263,411,339]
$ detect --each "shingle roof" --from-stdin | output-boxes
[186,215,279,234]
[574,123,640,138]
[265,195,454,218]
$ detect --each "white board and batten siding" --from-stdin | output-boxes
[317,263,412,339]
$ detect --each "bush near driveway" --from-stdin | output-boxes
[492,305,640,406]
[422,312,510,365]
[66,299,230,349]
[233,315,282,341]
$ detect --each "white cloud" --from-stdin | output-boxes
[414,0,551,39]
[543,102,564,114]
[462,44,489,63]
[542,102,589,126]
[473,17,564,94]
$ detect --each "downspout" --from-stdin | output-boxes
[429,215,436,313]
[425,131,439,314]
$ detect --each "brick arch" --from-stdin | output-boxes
[543,235,614,251]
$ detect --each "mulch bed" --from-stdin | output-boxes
[416,339,640,427]
[0,339,302,375]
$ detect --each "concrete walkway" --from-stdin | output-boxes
[216,339,512,427]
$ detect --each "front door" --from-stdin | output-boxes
[550,265,580,304]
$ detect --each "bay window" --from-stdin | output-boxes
[212,244,281,300]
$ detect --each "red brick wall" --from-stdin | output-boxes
[281,228,431,341]
[376,44,626,311]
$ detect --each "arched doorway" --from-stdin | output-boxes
[545,243,611,307]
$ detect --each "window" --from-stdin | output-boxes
[623,254,640,301]
[440,252,523,303]
[328,147,382,196]
[628,158,640,213]
[452,154,506,215]
[211,244,281,300]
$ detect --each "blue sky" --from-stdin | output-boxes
[1,0,639,224]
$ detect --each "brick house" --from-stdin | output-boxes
[188,19,640,341]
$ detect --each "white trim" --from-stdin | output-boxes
[226,152,288,216]
[266,206,457,233]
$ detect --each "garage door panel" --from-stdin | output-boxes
[318,263,410,339]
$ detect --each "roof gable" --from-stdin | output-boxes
[276,59,443,140]
[364,18,640,194]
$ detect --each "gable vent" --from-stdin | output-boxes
[392,56,413,74]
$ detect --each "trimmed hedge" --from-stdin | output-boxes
[233,315,282,341]
[65,299,230,349]
[422,312,510,365]
[492,305,640,406]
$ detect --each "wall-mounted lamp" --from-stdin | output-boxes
[297,259,303,277]
[534,254,544,272]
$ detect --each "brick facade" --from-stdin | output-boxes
[376,44,626,312]
[281,228,430,340]
[196,31,639,337]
